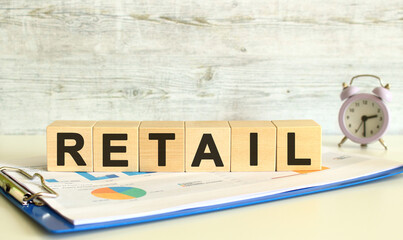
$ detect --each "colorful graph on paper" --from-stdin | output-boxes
[91,187,146,200]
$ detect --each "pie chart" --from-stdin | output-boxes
[91,187,146,200]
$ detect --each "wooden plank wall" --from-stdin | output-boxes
[0,0,402,135]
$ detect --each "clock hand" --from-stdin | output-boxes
[363,119,366,137]
[355,121,363,133]
[355,115,368,133]
[361,114,378,137]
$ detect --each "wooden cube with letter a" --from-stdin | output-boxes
[139,121,185,172]
[93,121,140,172]
[47,120,96,172]
[272,120,321,171]
[229,121,276,172]
[185,121,230,172]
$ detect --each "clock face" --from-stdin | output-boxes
[344,99,384,138]
[339,93,389,144]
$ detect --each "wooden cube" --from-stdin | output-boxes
[185,121,230,172]
[272,120,321,171]
[139,121,185,172]
[93,121,140,172]
[229,121,276,172]
[47,120,96,172]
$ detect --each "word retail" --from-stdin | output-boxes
[47,120,321,172]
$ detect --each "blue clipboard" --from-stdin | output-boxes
[1,166,403,234]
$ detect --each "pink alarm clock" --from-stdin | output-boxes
[338,75,392,149]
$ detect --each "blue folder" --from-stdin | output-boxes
[1,166,402,234]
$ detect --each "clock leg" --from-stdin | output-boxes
[379,138,388,150]
[338,136,348,147]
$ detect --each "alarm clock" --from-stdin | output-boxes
[338,74,392,149]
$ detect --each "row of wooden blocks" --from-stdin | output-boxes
[47,120,321,172]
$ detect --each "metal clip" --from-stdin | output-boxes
[0,166,58,206]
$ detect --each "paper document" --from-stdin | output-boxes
[4,148,402,225]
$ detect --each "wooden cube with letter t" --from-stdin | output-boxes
[185,121,231,172]
[272,120,321,171]
[47,120,96,172]
[139,121,185,172]
[229,121,276,171]
[93,121,140,172]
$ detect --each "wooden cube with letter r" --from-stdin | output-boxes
[185,121,231,172]
[272,120,321,171]
[47,120,96,172]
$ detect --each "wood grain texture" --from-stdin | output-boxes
[1,1,402,135]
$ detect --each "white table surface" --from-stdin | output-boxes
[0,135,402,240]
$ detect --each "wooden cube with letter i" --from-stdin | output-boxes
[229,121,276,171]
[47,120,96,172]
[272,120,321,171]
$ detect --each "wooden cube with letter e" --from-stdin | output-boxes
[229,121,276,171]
[47,120,96,172]
[139,121,185,172]
[272,120,321,171]
[93,121,140,172]
[185,121,231,172]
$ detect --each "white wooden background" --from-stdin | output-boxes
[0,0,402,135]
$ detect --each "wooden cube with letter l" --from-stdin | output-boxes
[47,120,96,172]
[93,121,140,172]
[185,121,231,172]
[272,120,321,171]
[139,121,185,172]
[229,121,276,171]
